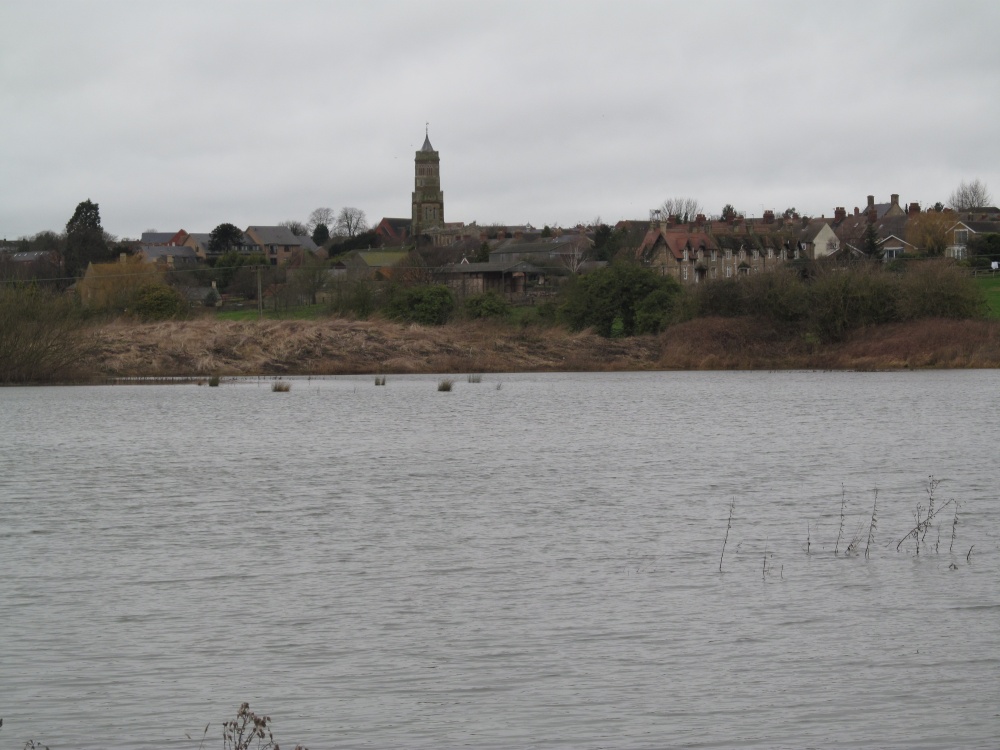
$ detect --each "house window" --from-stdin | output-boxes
[752,249,759,260]
[884,247,901,260]
[955,230,969,245]
[711,249,717,261]
[725,265,732,278]
[710,267,717,278]
[725,249,732,260]
[682,266,688,281]
[767,248,774,259]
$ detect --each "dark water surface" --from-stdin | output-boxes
[2,371,998,749]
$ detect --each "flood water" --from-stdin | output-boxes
[1,371,998,749]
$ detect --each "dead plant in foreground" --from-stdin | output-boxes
[222,703,307,750]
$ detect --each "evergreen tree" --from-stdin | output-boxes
[311,223,330,246]
[64,199,110,277]
[209,223,244,256]
[861,224,883,260]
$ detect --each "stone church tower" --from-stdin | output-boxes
[411,128,444,237]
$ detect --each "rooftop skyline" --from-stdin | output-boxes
[2,0,998,240]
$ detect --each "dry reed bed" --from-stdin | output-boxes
[88,318,661,377]
[84,317,1000,379]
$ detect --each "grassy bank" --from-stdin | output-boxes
[974,273,1000,318]
[78,315,1000,379]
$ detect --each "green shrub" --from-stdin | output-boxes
[633,286,678,334]
[693,277,744,317]
[0,285,89,383]
[387,284,455,325]
[808,266,900,341]
[131,284,188,321]
[897,261,986,320]
[464,291,510,319]
[559,263,681,336]
[740,270,810,322]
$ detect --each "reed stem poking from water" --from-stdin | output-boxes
[438,378,454,392]
[719,497,735,573]
[950,502,960,554]
[922,476,941,542]
[896,498,954,553]
[835,484,847,556]
[864,487,878,560]
[271,380,290,392]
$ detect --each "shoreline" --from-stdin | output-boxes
[69,316,1000,381]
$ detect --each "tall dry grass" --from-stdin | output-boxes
[78,314,1000,379]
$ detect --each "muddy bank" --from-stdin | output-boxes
[83,316,1000,378]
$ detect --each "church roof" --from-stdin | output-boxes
[420,133,435,152]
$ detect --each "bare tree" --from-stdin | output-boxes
[336,207,369,237]
[307,207,336,233]
[948,179,993,211]
[659,197,703,222]
[279,220,308,237]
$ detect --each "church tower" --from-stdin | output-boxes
[411,127,444,237]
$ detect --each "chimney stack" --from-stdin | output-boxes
[908,202,920,216]
[695,213,706,226]
[835,207,847,222]
[891,193,900,209]
[763,209,775,224]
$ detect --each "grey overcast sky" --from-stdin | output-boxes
[2,0,998,240]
